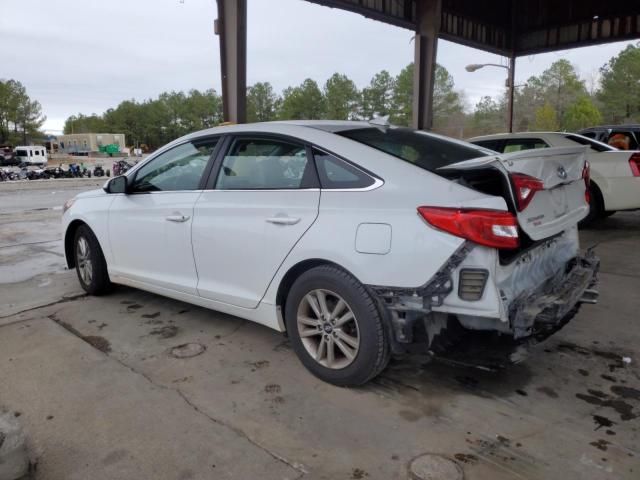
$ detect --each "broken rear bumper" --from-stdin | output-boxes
[509,248,600,340]
[369,245,599,360]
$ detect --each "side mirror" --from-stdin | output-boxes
[104,175,129,194]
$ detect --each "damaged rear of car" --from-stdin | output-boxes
[341,127,599,367]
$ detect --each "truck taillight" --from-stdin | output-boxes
[629,153,640,177]
[511,173,544,211]
[417,207,519,249]
[582,160,591,204]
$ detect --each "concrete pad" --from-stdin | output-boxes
[0,410,30,480]
[0,179,103,214]
[0,318,299,480]
[39,282,639,479]
[0,183,86,318]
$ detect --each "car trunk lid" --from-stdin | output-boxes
[441,146,589,241]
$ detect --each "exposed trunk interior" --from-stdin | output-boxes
[439,166,542,263]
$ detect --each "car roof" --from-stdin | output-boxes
[467,132,564,142]
[184,120,373,138]
[270,120,373,132]
[579,124,640,130]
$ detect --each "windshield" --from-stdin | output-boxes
[338,127,491,172]
[15,149,28,157]
[564,133,616,152]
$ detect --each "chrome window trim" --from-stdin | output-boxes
[201,188,321,193]
[319,177,384,192]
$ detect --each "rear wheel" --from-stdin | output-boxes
[579,183,604,227]
[285,265,390,386]
[74,225,112,295]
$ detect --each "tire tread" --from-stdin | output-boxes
[74,225,112,295]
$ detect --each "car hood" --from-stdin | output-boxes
[76,188,107,199]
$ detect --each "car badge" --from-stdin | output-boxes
[557,166,568,180]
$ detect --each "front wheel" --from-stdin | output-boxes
[74,225,112,295]
[285,265,390,386]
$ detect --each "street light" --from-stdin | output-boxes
[465,61,516,133]
[465,63,509,73]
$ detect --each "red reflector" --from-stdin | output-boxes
[582,160,591,204]
[418,207,519,249]
[629,153,640,177]
[511,173,544,211]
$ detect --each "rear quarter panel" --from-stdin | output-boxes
[588,151,640,210]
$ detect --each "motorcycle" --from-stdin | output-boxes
[112,160,133,176]
[26,168,49,180]
[1,169,19,181]
[69,163,82,177]
[43,166,65,179]
[93,164,110,177]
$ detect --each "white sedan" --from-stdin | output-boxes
[468,132,640,224]
[62,121,599,385]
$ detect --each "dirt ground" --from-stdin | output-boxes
[0,179,638,479]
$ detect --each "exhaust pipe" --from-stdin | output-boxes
[580,289,599,304]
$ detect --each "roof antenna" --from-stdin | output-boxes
[369,115,390,132]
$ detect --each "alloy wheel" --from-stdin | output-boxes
[76,236,93,285]
[296,289,360,369]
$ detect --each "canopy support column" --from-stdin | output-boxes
[215,0,247,123]
[412,0,441,131]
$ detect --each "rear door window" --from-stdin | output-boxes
[564,134,615,152]
[215,137,317,190]
[607,131,638,150]
[503,138,549,153]
[471,139,504,152]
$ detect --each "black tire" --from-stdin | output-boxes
[579,183,604,227]
[603,210,616,218]
[106,169,111,177]
[284,265,390,386]
[73,225,112,295]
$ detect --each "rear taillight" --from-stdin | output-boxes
[511,173,544,211]
[582,160,591,204]
[418,207,519,249]
[629,153,640,177]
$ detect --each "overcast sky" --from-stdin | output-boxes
[1,0,634,133]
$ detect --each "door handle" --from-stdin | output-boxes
[266,216,301,225]
[166,214,190,223]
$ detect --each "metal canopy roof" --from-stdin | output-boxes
[306,0,640,56]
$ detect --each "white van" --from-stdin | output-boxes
[14,146,48,166]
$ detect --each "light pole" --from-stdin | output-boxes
[466,59,516,133]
